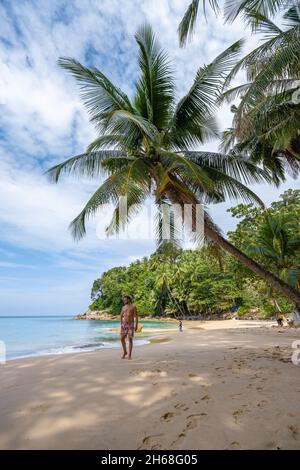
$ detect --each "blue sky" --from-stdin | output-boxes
[0,0,299,316]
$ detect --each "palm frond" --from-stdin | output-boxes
[283,3,300,27]
[105,186,147,236]
[284,268,300,288]
[204,166,267,206]
[160,150,217,193]
[172,39,243,148]
[183,151,273,186]
[178,0,220,47]
[108,109,160,142]
[46,150,128,182]
[155,202,183,247]
[86,134,132,152]
[244,10,283,37]
[222,28,289,90]
[224,0,287,23]
[219,128,237,153]
[58,57,133,126]
[219,83,252,104]
[178,0,200,47]
[134,23,175,129]
[69,171,128,240]
[70,158,152,240]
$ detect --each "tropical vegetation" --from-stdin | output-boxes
[90,190,300,318]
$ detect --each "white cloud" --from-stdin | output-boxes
[0,159,96,252]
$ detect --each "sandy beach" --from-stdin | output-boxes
[0,320,300,450]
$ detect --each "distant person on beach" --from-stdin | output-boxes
[231,303,238,319]
[231,304,238,314]
[179,320,183,332]
[277,313,284,327]
[120,296,138,359]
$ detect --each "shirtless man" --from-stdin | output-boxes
[120,296,138,359]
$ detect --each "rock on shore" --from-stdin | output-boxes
[74,310,119,320]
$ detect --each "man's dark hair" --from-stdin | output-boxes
[123,295,132,302]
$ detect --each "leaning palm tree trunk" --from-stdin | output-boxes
[166,189,300,309]
[204,222,300,309]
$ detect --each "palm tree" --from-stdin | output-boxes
[219,99,300,185]
[47,24,300,308]
[220,5,300,153]
[180,2,300,171]
[247,213,300,288]
[247,212,300,312]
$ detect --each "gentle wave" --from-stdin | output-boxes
[8,338,150,361]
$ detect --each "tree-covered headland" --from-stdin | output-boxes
[89,190,300,318]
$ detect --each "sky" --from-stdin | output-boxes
[0,0,299,316]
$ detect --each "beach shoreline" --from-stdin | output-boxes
[0,317,175,362]
[1,320,300,450]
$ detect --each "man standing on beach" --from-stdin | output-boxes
[120,296,138,359]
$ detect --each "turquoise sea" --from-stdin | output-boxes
[0,316,173,361]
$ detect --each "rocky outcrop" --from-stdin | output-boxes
[74,310,119,320]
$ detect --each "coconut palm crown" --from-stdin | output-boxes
[48,24,264,236]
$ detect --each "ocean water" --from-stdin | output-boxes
[0,316,173,361]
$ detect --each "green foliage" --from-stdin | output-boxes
[228,190,300,283]
[90,247,240,317]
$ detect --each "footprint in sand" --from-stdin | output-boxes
[139,434,164,450]
[186,413,208,430]
[288,425,299,440]
[160,412,175,422]
[172,412,208,446]
[201,394,211,403]
[174,403,189,411]
[170,432,186,448]
[228,441,241,449]
[232,407,249,423]
[257,400,267,408]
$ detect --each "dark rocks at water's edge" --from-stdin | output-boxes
[74,310,178,321]
[74,310,118,320]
